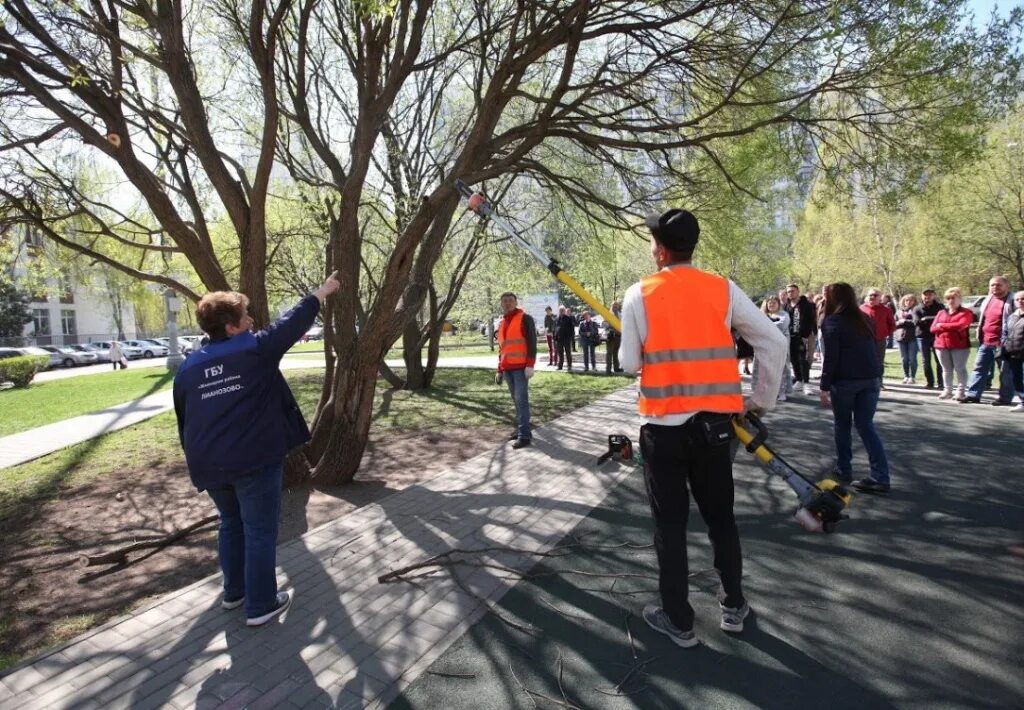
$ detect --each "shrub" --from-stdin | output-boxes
[0,355,48,388]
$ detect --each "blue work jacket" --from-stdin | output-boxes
[173,295,319,490]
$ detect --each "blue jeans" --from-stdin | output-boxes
[966,344,1015,401]
[505,368,532,440]
[206,464,283,617]
[898,337,918,378]
[830,379,890,484]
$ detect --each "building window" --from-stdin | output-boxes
[32,308,50,335]
[61,309,77,338]
[58,271,74,304]
[25,226,45,248]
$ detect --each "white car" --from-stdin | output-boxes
[41,345,98,368]
[121,339,169,358]
[16,346,61,369]
[178,335,206,353]
[92,342,145,360]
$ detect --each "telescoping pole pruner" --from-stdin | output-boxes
[456,179,852,533]
[455,179,621,332]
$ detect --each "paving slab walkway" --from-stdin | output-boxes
[0,386,641,709]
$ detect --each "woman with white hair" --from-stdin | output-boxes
[930,288,973,401]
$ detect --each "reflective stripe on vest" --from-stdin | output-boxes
[638,268,743,416]
[498,310,529,368]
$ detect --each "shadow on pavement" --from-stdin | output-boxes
[392,392,1024,709]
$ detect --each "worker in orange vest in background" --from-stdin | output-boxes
[621,209,788,648]
[497,292,538,449]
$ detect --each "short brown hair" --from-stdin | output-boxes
[197,291,250,340]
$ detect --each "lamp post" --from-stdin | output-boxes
[164,288,184,372]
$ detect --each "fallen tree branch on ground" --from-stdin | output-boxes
[80,515,218,567]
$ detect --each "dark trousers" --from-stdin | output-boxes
[1008,355,1024,396]
[606,335,620,372]
[556,336,573,370]
[918,336,942,387]
[545,333,555,364]
[582,342,596,370]
[874,340,887,385]
[789,336,809,383]
[640,417,745,631]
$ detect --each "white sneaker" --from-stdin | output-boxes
[777,393,787,402]
[938,391,952,400]
[793,382,805,394]
[1012,404,1024,413]
[246,590,293,627]
[909,378,917,385]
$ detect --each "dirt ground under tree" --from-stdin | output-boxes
[0,423,506,670]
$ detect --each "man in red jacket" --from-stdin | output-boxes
[861,288,897,387]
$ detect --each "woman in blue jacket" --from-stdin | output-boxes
[174,272,340,626]
[818,282,891,494]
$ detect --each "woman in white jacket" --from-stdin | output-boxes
[756,296,792,401]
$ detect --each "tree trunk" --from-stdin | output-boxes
[401,318,428,390]
[308,358,380,485]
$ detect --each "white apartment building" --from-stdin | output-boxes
[2,225,138,346]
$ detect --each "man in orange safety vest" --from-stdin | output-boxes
[621,208,788,647]
[497,292,538,449]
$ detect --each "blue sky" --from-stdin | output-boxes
[968,0,1019,24]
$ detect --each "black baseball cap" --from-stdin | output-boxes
[645,209,700,253]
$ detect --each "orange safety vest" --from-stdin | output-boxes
[638,267,743,416]
[498,309,529,370]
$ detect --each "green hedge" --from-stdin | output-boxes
[0,355,49,388]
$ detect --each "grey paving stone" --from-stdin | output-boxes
[1,388,638,709]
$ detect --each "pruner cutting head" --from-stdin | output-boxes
[794,479,852,533]
[467,192,488,214]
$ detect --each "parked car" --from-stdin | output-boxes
[178,335,205,354]
[962,294,986,323]
[121,339,169,358]
[15,346,61,369]
[0,347,23,361]
[40,345,98,368]
[92,341,145,360]
[303,326,324,342]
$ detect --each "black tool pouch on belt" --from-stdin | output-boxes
[696,413,734,447]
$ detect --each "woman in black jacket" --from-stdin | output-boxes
[1007,291,1024,413]
[894,294,919,384]
[819,283,891,494]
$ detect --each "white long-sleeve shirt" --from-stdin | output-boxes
[620,264,789,425]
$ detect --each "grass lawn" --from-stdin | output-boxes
[285,340,495,361]
[0,367,627,528]
[0,369,174,437]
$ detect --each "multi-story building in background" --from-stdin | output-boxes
[1,224,138,346]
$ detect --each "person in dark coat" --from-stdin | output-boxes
[819,282,891,494]
[555,306,575,371]
[913,288,944,389]
[174,272,340,627]
[784,283,817,394]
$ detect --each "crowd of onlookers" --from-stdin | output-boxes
[534,275,1024,414]
[748,276,1024,412]
[541,303,625,374]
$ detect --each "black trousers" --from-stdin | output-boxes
[919,336,943,387]
[605,334,620,372]
[640,416,745,631]
[556,336,573,369]
[789,336,809,383]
